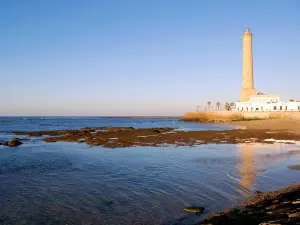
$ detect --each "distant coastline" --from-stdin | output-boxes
[0,116,183,118]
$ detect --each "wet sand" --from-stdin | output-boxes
[227,118,300,134]
[7,126,300,148]
[199,183,300,225]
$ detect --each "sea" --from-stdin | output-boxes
[0,117,299,225]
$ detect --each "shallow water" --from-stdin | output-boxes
[0,117,299,224]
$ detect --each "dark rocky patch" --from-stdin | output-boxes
[0,138,23,147]
[287,165,300,171]
[199,184,300,225]
[7,127,300,148]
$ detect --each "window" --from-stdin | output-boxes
[256,108,259,111]
[261,106,263,111]
[280,106,282,111]
[274,106,277,110]
[285,106,288,110]
[246,107,248,111]
[298,106,300,111]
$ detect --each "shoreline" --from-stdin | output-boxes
[198,183,300,224]
[182,117,300,134]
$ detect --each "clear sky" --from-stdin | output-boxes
[1,0,299,116]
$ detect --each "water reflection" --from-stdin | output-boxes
[236,143,300,196]
[238,144,257,196]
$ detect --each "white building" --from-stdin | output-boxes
[236,94,300,112]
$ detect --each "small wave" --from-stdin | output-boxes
[226,173,240,182]
[40,117,52,120]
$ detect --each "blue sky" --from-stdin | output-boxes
[1,0,299,116]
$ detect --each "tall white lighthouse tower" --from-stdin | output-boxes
[240,28,257,101]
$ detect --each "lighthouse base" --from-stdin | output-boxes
[240,88,257,102]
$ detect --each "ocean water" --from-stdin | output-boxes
[0,117,299,225]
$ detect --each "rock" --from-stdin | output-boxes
[227,210,238,219]
[7,138,23,147]
[266,205,277,210]
[292,200,300,204]
[288,212,300,218]
[184,206,205,214]
[43,138,57,143]
[279,201,289,205]
[80,127,93,132]
[287,165,300,171]
[259,223,282,225]
[0,141,9,146]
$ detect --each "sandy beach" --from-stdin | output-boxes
[227,118,300,134]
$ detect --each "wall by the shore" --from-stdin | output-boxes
[183,111,300,122]
[183,111,243,122]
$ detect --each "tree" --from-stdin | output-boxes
[216,102,220,110]
[207,101,211,111]
[230,102,235,108]
[196,105,199,112]
[225,102,231,111]
[289,99,295,102]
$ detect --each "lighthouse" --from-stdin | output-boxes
[240,28,257,101]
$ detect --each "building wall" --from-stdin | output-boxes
[236,101,300,112]
[250,95,280,102]
[269,111,300,119]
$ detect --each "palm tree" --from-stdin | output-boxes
[225,102,231,111]
[216,102,220,110]
[207,101,211,111]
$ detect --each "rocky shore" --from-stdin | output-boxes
[0,137,23,147]
[6,126,300,148]
[199,183,300,225]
